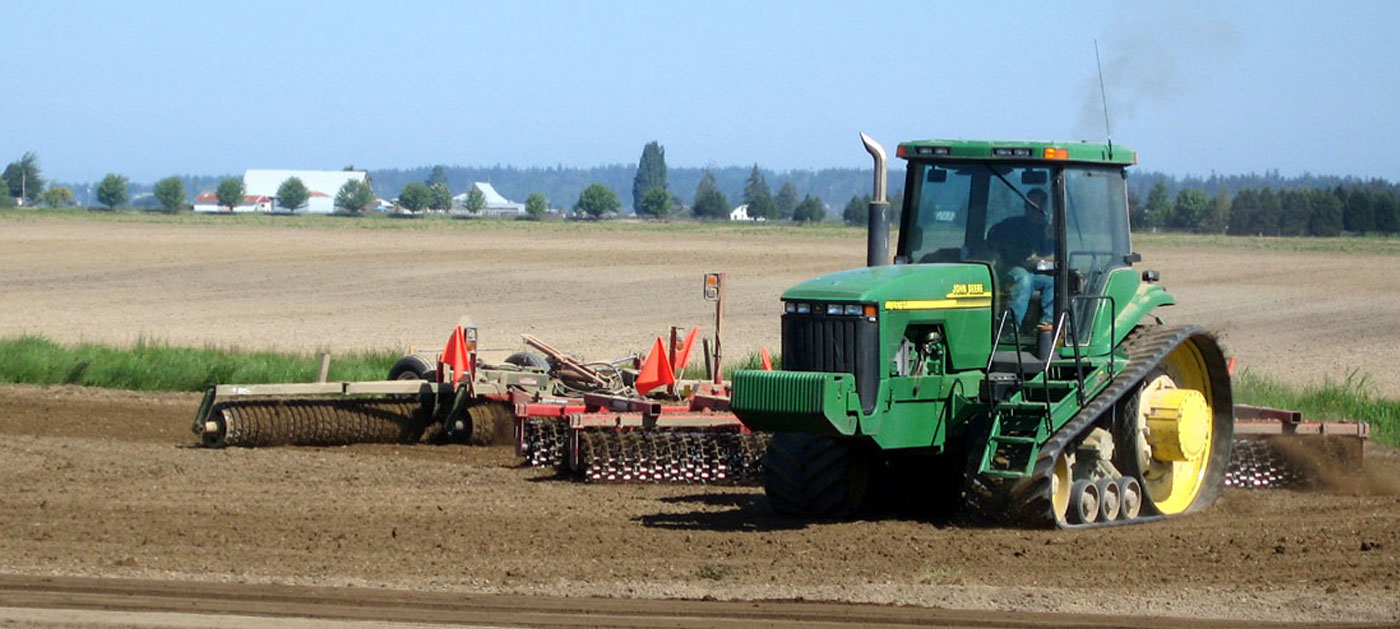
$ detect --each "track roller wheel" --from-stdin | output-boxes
[1068,479,1099,525]
[1095,478,1121,522]
[1117,476,1143,520]
[763,433,869,519]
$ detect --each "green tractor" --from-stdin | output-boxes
[731,135,1232,528]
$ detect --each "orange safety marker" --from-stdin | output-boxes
[441,326,470,385]
[672,326,700,373]
[1227,356,1236,375]
[635,337,676,395]
[760,347,773,371]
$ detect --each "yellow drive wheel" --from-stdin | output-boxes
[1050,451,1073,523]
[1134,339,1221,515]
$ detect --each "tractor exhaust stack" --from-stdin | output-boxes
[860,132,891,267]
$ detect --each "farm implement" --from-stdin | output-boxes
[192,278,770,483]
[728,134,1372,528]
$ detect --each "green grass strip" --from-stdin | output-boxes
[1234,370,1399,448]
[0,335,398,392]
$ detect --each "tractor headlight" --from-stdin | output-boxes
[795,302,811,314]
[826,303,844,316]
[785,302,796,314]
[844,304,863,316]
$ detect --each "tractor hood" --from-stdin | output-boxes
[782,263,994,307]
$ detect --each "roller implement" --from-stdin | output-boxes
[192,308,769,483]
[731,135,1368,529]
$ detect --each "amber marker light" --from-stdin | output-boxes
[896,145,908,158]
[1043,147,1069,160]
[863,304,877,317]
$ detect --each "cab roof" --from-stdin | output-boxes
[896,139,1136,167]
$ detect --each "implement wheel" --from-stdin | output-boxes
[763,433,869,519]
[1118,333,1233,516]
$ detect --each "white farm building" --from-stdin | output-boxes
[246,169,371,214]
[191,169,372,214]
[451,182,525,217]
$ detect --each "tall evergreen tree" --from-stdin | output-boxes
[631,141,667,213]
[3,151,44,202]
[691,170,729,219]
[1308,190,1343,237]
[842,194,869,226]
[742,164,775,219]
[774,181,798,219]
[1343,187,1374,233]
[1199,187,1230,234]
[1258,188,1282,236]
[427,165,448,187]
[1226,189,1256,235]
[793,194,825,223]
[1144,178,1170,229]
[1373,192,1399,234]
[1278,189,1309,236]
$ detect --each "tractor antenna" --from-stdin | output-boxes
[1094,39,1114,159]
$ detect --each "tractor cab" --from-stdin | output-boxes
[895,141,1137,352]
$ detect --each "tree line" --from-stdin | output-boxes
[1133,178,1400,237]
[11,147,1400,234]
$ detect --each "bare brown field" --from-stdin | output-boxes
[1,216,1399,626]
[0,384,1396,625]
[1,217,1397,395]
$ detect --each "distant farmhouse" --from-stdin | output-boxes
[193,169,372,214]
[192,192,271,213]
[729,203,766,221]
[451,182,524,217]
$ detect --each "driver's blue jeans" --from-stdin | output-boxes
[1006,267,1054,328]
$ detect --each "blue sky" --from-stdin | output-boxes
[6,1,1399,183]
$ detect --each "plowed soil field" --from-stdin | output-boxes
[1,216,1398,626]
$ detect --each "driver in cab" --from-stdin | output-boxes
[988,188,1054,333]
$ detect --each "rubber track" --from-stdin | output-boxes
[763,433,861,518]
[966,324,1207,529]
[208,398,429,447]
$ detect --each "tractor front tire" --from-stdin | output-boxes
[763,433,869,519]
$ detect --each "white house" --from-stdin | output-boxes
[242,169,372,214]
[729,204,766,221]
[451,182,525,217]
[192,192,272,213]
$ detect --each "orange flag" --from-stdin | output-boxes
[672,326,700,374]
[635,337,676,396]
[760,347,774,371]
[442,326,470,384]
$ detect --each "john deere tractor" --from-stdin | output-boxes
[731,135,1232,528]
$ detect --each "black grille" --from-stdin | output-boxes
[781,312,879,413]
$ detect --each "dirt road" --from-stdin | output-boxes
[0,384,1396,625]
[1,217,1397,394]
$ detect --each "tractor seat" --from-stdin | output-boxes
[991,350,1046,377]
